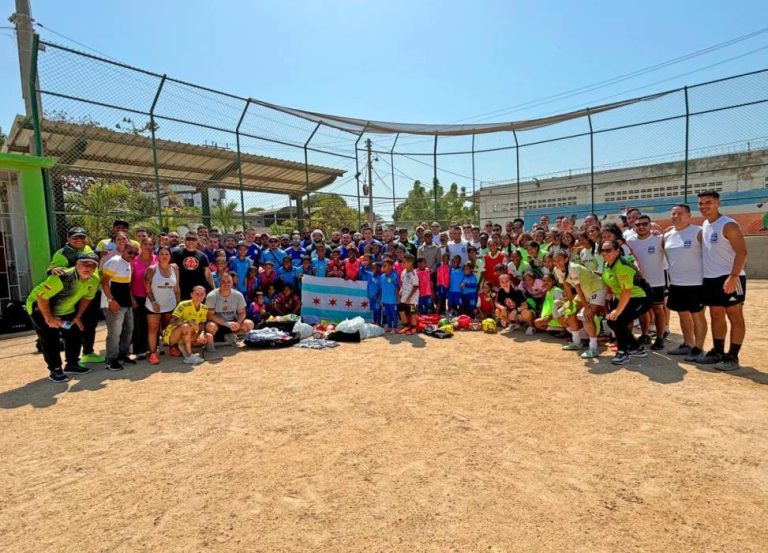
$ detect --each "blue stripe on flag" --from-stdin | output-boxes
[301,279,367,298]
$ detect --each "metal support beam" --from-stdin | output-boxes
[354,131,364,228]
[303,123,321,230]
[390,133,399,217]
[471,134,476,225]
[683,86,690,203]
[587,109,595,214]
[512,130,520,219]
[433,135,438,222]
[235,98,251,232]
[150,74,167,230]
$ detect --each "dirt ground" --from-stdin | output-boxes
[1,283,767,553]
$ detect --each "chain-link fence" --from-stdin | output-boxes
[19,37,768,249]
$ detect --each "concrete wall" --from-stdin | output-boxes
[746,235,768,279]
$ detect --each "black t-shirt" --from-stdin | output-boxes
[496,287,526,310]
[173,249,210,299]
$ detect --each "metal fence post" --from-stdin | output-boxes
[390,132,399,217]
[471,134,476,225]
[683,86,690,203]
[235,98,251,232]
[512,130,520,219]
[433,135,438,222]
[354,131,364,228]
[149,74,167,230]
[587,108,595,214]
[304,123,321,230]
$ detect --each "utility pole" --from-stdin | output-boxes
[366,138,374,227]
[10,0,38,122]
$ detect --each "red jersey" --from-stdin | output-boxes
[415,267,432,297]
[484,251,507,287]
[436,263,450,288]
[344,258,361,280]
[479,291,496,316]
[326,259,344,278]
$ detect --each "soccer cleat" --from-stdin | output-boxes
[611,351,630,365]
[79,353,106,364]
[713,355,740,372]
[63,364,91,375]
[48,368,71,382]
[628,345,648,358]
[106,359,124,371]
[118,355,136,365]
[667,344,692,356]
[148,352,160,365]
[651,337,665,351]
[561,343,582,351]
[695,349,722,365]
[581,348,599,359]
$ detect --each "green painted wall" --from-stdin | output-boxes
[0,152,55,286]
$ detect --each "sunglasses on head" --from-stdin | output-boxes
[600,248,615,253]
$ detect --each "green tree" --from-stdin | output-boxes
[305,193,360,234]
[393,179,476,229]
[64,179,133,239]
[211,200,241,233]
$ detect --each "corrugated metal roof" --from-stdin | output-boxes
[6,116,345,195]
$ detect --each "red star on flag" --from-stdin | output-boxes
[328,298,337,307]
[345,299,353,308]
[360,300,369,309]
[312,297,321,305]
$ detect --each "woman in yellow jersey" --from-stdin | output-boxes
[162,285,216,365]
[601,240,652,365]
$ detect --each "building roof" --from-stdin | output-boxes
[5,115,345,196]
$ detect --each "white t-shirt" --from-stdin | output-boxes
[399,270,419,305]
[447,240,469,265]
[626,234,665,287]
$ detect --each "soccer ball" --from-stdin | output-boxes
[481,318,497,333]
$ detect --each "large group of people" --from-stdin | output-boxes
[26,190,748,382]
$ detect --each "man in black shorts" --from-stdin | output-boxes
[697,191,748,371]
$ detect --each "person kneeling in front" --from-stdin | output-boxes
[161,285,216,365]
[26,253,101,382]
[205,271,254,346]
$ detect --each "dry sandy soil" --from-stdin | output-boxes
[1,283,767,552]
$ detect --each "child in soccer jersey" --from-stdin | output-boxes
[393,246,405,280]
[459,262,479,316]
[478,281,496,319]
[248,291,268,324]
[263,284,276,310]
[397,254,419,334]
[246,266,259,302]
[343,248,361,281]
[326,248,344,278]
[378,258,399,332]
[211,256,230,288]
[533,274,566,334]
[271,284,301,315]
[258,260,278,293]
[415,257,433,314]
[468,246,484,288]
[447,255,464,314]
[312,253,329,278]
[435,252,451,314]
[278,256,300,290]
[359,257,382,325]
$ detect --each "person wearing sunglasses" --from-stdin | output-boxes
[600,239,652,365]
[173,232,214,301]
[101,244,139,370]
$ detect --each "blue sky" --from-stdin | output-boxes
[2,0,767,215]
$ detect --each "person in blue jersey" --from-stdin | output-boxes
[312,245,329,277]
[259,236,287,266]
[460,262,479,316]
[285,237,305,267]
[359,255,382,325]
[378,258,399,332]
[243,228,261,263]
[228,242,254,296]
[447,255,464,314]
[278,255,300,290]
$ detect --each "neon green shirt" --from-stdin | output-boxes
[26,267,100,316]
[48,244,94,272]
[602,257,646,298]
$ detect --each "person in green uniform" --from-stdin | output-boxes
[601,239,652,366]
[27,253,101,382]
[47,227,105,365]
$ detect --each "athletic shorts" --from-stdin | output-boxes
[462,296,477,310]
[398,302,417,315]
[703,275,746,307]
[649,286,666,305]
[667,284,705,313]
[589,288,606,306]
[447,291,462,307]
[214,326,235,342]
[436,285,448,300]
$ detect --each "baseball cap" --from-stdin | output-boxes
[68,227,88,237]
[76,252,99,265]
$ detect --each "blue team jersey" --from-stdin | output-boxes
[359,266,380,300]
[449,267,464,293]
[312,258,328,277]
[247,244,261,262]
[202,248,218,264]
[228,257,253,294]
[285,246,305,267]
[460,273,478,296]
[260,248,287,266]
[278,265,299,287]
[378,272,399,305]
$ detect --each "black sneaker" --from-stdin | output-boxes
[48,368,71,382]
[696,349,722,365]
[638,334,652,346]
[668,344,692,356]
[684,347,703,362]
[118,355,136,365]
[106,359,124,371]
[611,351,630,365]
[628,345,648,358]
[714,355,740,372]
[651,337,665,351]
[63,363,91,375]
[662,329,670,339]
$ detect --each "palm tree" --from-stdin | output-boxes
[65,179,131,239]
[211,200,241,233]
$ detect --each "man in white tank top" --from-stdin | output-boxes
[697,190,748,371]
[663,204,707,361]
[626,214,667,351]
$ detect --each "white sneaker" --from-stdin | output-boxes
[525,327,536,336]
[183,354,204,365]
